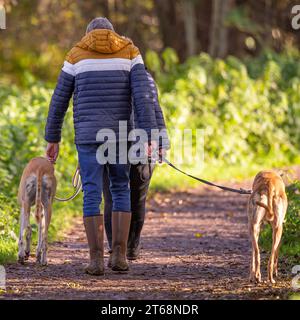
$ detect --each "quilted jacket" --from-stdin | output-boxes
[45,29,169,147]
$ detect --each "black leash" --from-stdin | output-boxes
[54,155,252,202]
[163,158,252,195]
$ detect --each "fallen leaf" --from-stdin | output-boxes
[194,232,203,238]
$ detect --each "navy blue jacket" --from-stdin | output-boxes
[45,29,169,148]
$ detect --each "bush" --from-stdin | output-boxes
[146,49,300,167]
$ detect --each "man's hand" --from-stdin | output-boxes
[46,143,59,164]
[144,140,158,160]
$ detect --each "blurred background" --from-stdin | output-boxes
[1,0,300,80]
[1,0,300,262]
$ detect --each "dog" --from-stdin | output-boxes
[18,157,56,266]
[247,170,288,283]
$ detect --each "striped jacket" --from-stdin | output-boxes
[45,29,168,146]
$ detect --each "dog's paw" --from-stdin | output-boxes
[25,251,30,260]
[249,278,262,284]
[249,272,261,283]
[254,272,262,283]
[39,260,48,267]
[36,259,47,267]
[18,256,26,265]
[36,255,48,267]
[268,278,276,284]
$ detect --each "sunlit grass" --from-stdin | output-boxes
[0,240,17,265]
[289,294,300,300]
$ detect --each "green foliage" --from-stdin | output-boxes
[226,6,263,35]
[0,194,18,264]
[147,48,300,168]
[260,181,300,258]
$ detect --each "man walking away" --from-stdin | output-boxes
[45,17,157,275]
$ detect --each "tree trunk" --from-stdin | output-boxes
[153,0,186,60]
[209,0,234,58]
[182,0,197,56]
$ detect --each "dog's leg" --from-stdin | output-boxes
[271,196,286,279]
[268,197,286,283]
[39,204,51,266]
[249,222,255,281]
[250,222,262,283]
[268,224,282,283]
[18,200,30,264]
[249,234,256,282]
[248,199,264,283]
[273,197,286,278]
[25,224,32,260]
[248,200,256,282]
[274,243,280,278]
[36,207,45,265]
[249,203,265,283]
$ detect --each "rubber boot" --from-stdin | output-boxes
[127,220,144,260]
[108,220,142,266]
[83,215,104,276]
[111,211,132,272]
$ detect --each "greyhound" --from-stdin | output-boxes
[18,157,56,266]
[247,170,288,284]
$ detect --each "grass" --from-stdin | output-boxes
[0,240,17,265]
[289,294,300,300]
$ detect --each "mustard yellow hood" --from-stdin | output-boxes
[76,29,132,54]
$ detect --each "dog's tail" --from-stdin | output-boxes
[35,169,43,223]
[255,183,274,221]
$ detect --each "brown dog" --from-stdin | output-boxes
[247,170,288,283]
[18,157,56,265]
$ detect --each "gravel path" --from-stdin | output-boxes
[1,182,293,300]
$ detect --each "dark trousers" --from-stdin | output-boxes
[103,163,155,249]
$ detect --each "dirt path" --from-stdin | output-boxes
[1,182,293,300]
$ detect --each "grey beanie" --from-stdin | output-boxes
[86,17,114,34]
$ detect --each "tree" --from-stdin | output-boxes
[182,0,198,56]
[154,0,186,59]
[209,0,234,58]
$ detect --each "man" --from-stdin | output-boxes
[45,17,158,275]
[103,70,170,263]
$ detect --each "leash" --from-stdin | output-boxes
[54,155,252,202]
[54,166,82,202]
[162,157,252,195]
